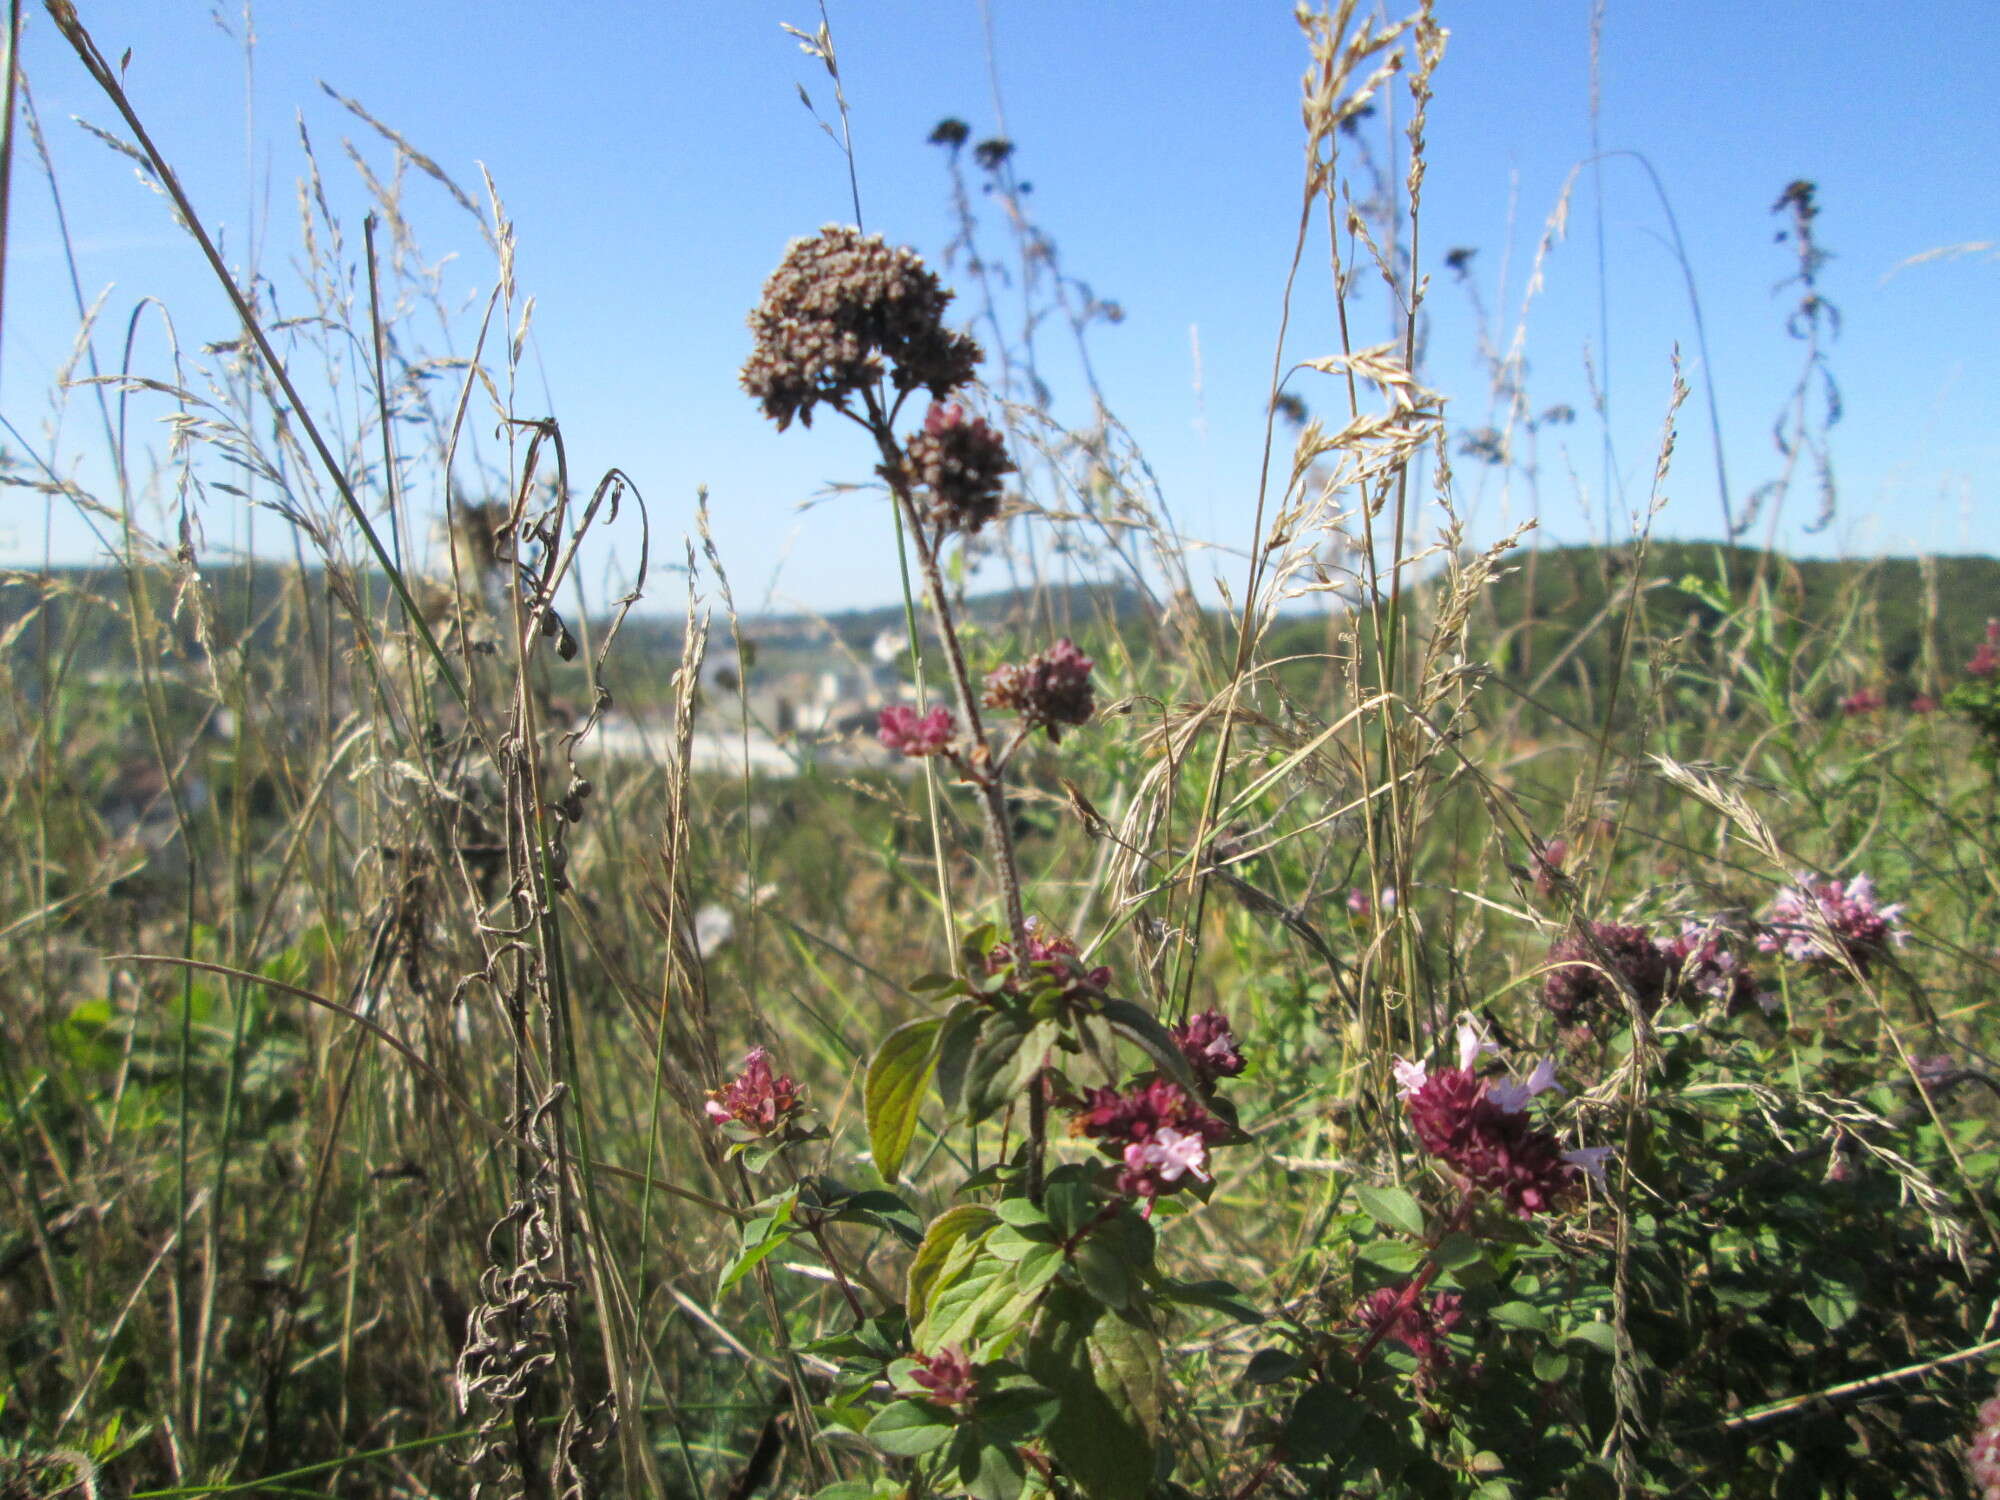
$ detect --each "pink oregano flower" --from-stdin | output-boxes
[1757,873,1909,973]
[1073,1077,1230,1199]
[1392,1024,1609,1214]
[877,704,955,757]
[704,1046,804,1134]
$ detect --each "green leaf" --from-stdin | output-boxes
[1244,1348,1302,1383]
[865,1018,941,1183]
[1566,1320,1618,1355]
[975,1381,1061,1442]
[1532,1349,1572,1382]
[1097,998,1199,1092]
[994,1196,1050,1229]
[1491,1300,1550,1333]
[1357,1240,1425,1275]
[863,1399,956,1457]
[719,1192,798,1292]
[1012,1241,1063,1296]
[1043,1172,1096,1240]
[1805,1281,1860,1332]
[963,1433,1028,1500]
[1025,1289,1162,1500]
[1352,1184,1427,1239]
[1283,1382,1362,1462]
[964,1017,1032,1122]
[987,1223,1060,1263]
[1073,1236,1134,1309]
[830,1189,924,1248]
[1159,1277,1265,1326]
[907,1206,997,1328]
[935,1000,989,1115]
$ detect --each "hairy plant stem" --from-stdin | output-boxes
[857,394,1039,1188]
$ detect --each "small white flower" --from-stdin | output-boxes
[1392,1056,1429,1098]
[1126,1127,1210,1183]
[1455,1022,1500,1073]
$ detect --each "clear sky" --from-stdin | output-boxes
[4,1,1995,613]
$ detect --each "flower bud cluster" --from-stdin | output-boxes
[1542,922,1672,1030]
[903,401,1013,534]
[910,1346,978,1409]
[1969,618,2000,679]
[986,919,1113,996]
[983,637,1096,741]
[1356,1283,1464,1384]
[1171,1008,1247,1089]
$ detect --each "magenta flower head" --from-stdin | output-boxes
[909,1346,978,1409]
[1355,1283,1464,1379]
[1393,1024,1605,1216]
[1968,618,2000,679]
[1073,1077,1230,1199]
[1840,687,1884,717]
[1171,1008,1247,1089]
[1757,873,1909,973]
[986,917,1112,994]
[983,637,1096,742]
[877,704,956,758]
[704,1046,804,1134]
[1543,922,1673,1030]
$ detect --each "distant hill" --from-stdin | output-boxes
[8,545,1996,711]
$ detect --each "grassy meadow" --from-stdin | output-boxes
[4,4,1999,1498]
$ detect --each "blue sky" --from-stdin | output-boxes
[4,1,1995,612]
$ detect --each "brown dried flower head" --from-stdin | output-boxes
[741,226,981,431]
[904,400,1013,534]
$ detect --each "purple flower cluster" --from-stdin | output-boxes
[1542,922,1673,1030]
[1757,874,1908,974]
[983,638,1096,742]
[910,1346,978,1409]
[1970,1385,2000,1499]
[985,919,1113,995]
[1347,886,1398,918]
[1171,1008,1246,1089]
[704,1046,804,1134]
[1394,1026,1609,1217]
[1073,1077,1232,1199]
[1544,918,1777,1028]
[1969,618,2000,680]
[1664,921,1775,1017]
[1355,1283,1464,1380]
[877,704,956,758]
